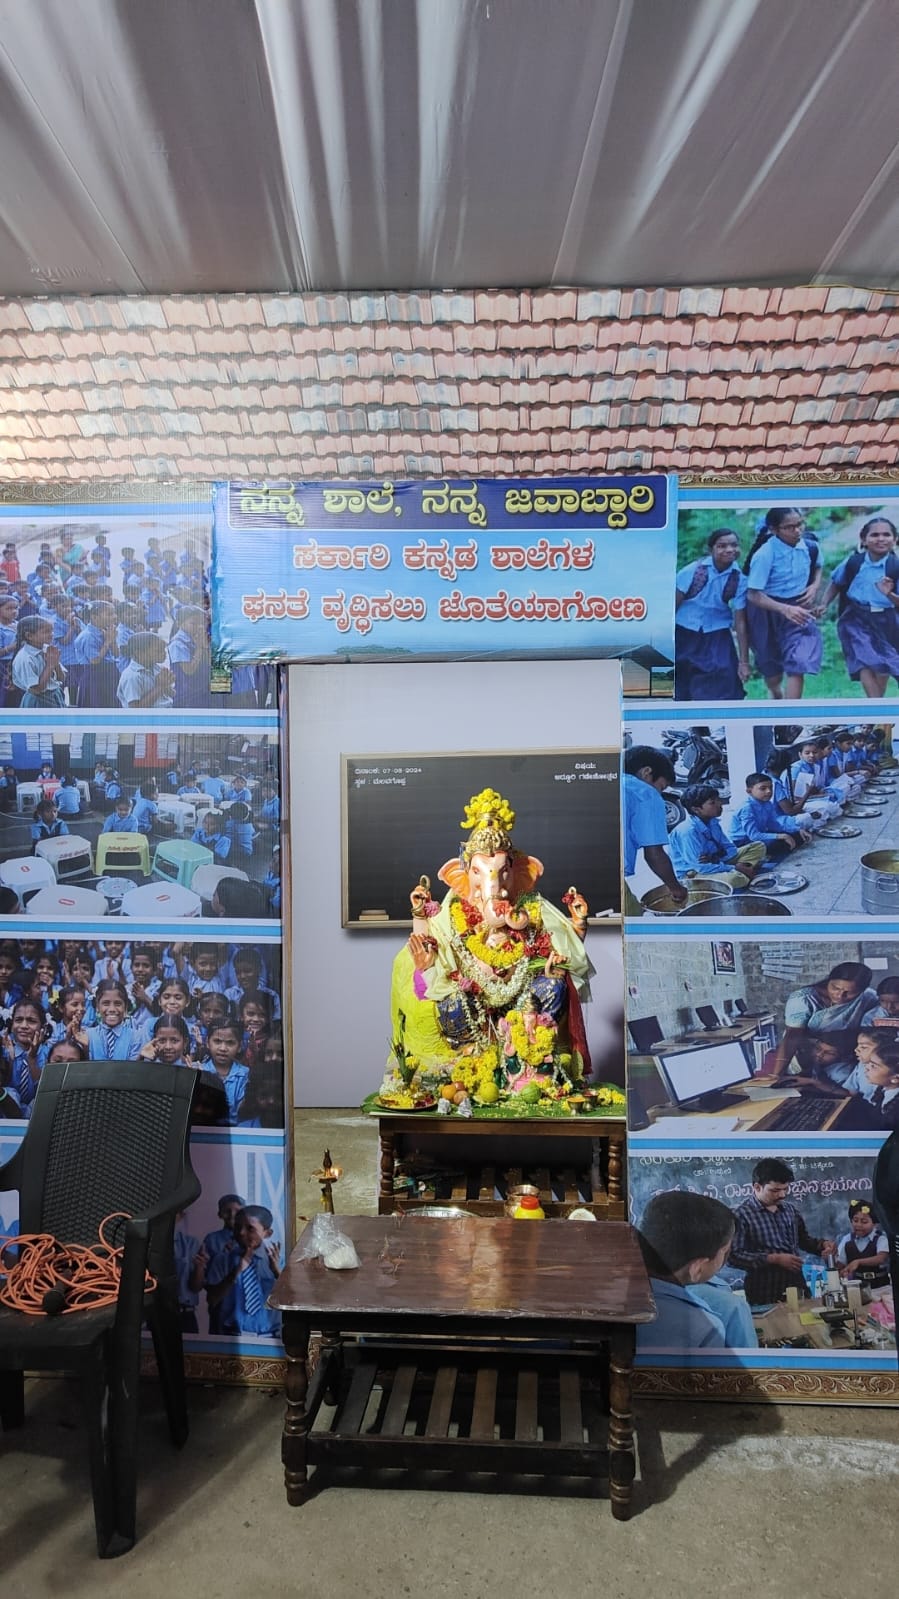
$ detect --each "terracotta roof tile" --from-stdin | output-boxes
[0,285,895,477]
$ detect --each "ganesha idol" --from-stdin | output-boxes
[385,788,594,1108]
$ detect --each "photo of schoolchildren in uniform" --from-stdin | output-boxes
[630,1152,895,1355]
[623,714,899,917]
[0,507,275,712]
[172,1138,286,1342]
[0,729,281,919]
[676,495,899,702]
[0,934,285,1129]
[622,721,734,915]
[626,934,899,1141]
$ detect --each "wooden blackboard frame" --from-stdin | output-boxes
[341,746,620,929]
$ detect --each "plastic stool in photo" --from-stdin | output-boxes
[34,835,93,881]
[120,882,202,918]
[25,885,108,918]
[150,839,211,889]
[177,790,214,816]
[190,864,249,905]
[0,855,55,907]
[15,781,42,814]
[155,796,197,836]
[94,831,151,878]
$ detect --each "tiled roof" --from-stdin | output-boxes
[0,286,896,480]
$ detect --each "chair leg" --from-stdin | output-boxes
[148,1292,189,1448]
[0,1367,25,1429]
[107,1325,141,1557]
[81,1342,121,1558]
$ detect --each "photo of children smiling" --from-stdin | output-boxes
[624,716,899,918]
[676,496,899,702]
[627,935,899,1140]
[0,934,284,1129]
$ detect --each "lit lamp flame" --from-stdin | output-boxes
[311,1148,342,1213]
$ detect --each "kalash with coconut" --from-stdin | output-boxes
[380,788,615,1116]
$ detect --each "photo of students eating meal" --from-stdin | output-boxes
[623,717,899,918]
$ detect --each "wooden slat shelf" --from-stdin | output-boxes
[310,1343,609,1485]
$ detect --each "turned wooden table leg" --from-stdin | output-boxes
[608,1326,636,1520]
[282,1312,311,1505]
[379,1124,397,1212]
[320,1325,343,1407]
[608,1133,623,1203]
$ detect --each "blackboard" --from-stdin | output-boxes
[342,748,619,926]
[628,1152,876,1238]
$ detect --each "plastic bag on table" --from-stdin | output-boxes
[296,1213,360,1270]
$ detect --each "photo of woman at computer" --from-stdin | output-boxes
[626,937,899,1141]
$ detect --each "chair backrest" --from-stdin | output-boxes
[627,1015,663,1053]
[16,1060,199,1278]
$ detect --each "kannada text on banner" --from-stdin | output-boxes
[211,476,677,670]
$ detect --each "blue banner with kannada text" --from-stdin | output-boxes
[211,476,677,668]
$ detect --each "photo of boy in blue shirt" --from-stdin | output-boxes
[637,1189,758,1353]
[205,1205,281,1338]
[622,745,687,916]
[729,773,812,860]
[668,783,765,888]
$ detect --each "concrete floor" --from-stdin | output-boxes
[4,1109,899,1596]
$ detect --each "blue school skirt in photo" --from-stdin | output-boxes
[837,599,899,682]
[747,598,822,679]
[674,623,745,702]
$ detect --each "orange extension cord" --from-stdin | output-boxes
[0,1213,156,1314]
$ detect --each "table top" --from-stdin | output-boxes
[271,1215,655,1327]
[363,1093,625,1126]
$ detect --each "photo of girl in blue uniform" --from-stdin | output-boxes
[674,528,749,702]
[676,495,899,701]
[816,517,899,698]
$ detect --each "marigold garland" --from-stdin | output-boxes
[504,1008,556,1068]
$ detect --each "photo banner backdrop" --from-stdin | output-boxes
[0,489,287,1383]
[211,475,677,671]
[623,477,899,1403]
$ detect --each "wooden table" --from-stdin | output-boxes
[269,1215,655,1519]
[371,1105,627,1218]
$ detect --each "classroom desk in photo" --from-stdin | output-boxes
[268,1215,655,1519]
[635,1072,873,1135]
[648,1018,774,1054]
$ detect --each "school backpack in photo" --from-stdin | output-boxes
[743,529,820,583]
[834,549,899,615]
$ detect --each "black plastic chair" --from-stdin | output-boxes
[0,1060,200,1557]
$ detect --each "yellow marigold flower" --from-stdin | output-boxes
[461,788,515,834]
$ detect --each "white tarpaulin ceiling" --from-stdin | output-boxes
[0,0,898,296]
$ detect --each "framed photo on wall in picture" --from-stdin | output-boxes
[712,939,736,975]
